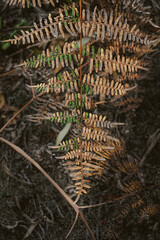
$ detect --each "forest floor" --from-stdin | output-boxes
[0,1,160,240]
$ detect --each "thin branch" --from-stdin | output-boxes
[29,76,35,98]
[0,92,45,134]
[65,212,79,239]
[79,211,96,240]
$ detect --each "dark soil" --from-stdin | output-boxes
[0,1,160,240]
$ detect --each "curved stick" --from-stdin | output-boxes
[65,212,79,239]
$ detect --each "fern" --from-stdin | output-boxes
[3,0,57,8]
[140,205,160,220]
[3,0,158,199]
[5,4,154,45]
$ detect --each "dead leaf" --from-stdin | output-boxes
[56,123,72,146]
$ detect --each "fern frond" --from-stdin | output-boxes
[122,180,142,193]
[82,112,124,128]
[64,159,107,195]
[122,0,154,25]
[5,4,152,45]
[90,49,147,74]
[82,74,126,96]
[25,45,79,69]
[28,108,125,130]
[117,158,139,173]
[82,127,118,142]
[60,150,106,163]
[131,195,144,209]
[113,93,143,114]
[24,44,147,74]
[49,110,80,123]
[52,138,113,152]
[51,138,79,151]
[119,204,130,218]
[4,0,56,8]
[33,71,126,99]
[140,205,159,219]
[110,40,155,55]
[51,121,117,195]
[30,109,79,124]
[95,139,125,162]
[58,144,112,195]
[116,72,143,82]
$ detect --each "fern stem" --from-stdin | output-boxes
[79,0,84,199]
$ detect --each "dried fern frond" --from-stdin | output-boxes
[117,157,139,173]
[96,139,125,162]
[82,127,118,142]
[4,0,158,207]
[90,49,147,74]
[24,40,90,69]
[140,205,159,219]
[56,142,112,195]
[28,108,125,129]
[64,158,107,195]
[119,204,131,218]
[131,195,144,209]
[96,140,140,177]
[51,138,113,152]
[113,93,143,114]
[34,73,77,94]
[60,150,102,161]
[110,39,155,55]
[49,121,116,195]
[122,0,159,28]
[121,180,142,193]
[33,70,126,99]
[82,111,124,128]
[24,44,147,76]
[4,4,153,45]
[82,73,126,96]
[122,0,151,15]
[3,0,57,8]
[116,72,143,83]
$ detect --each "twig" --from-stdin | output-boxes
[29,76,35,98]
[0,92,45,134]
[65,212,79,239]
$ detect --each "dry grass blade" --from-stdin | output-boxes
[22,221,39,240]
[140,128,160,166]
